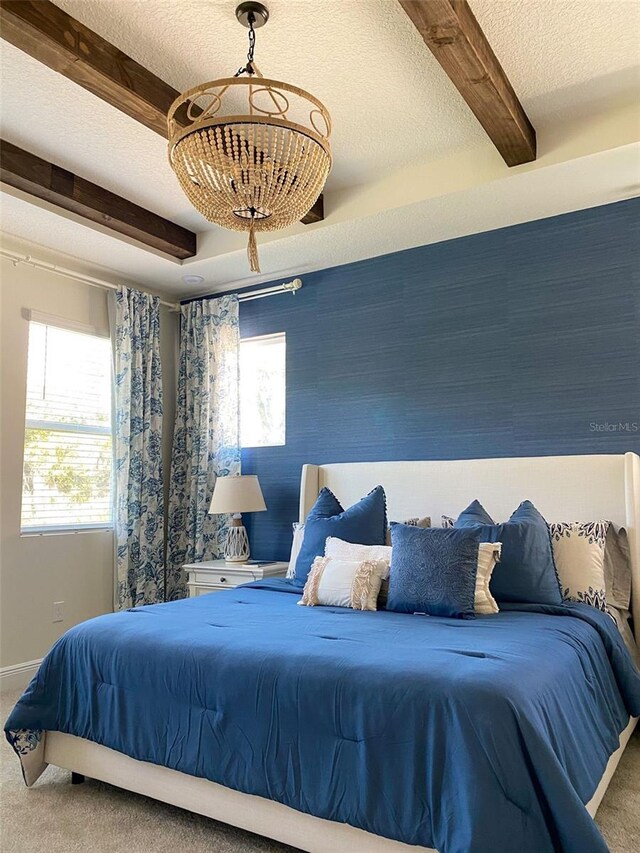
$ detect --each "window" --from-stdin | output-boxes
[21,321,113,532]
[240,333,286,447]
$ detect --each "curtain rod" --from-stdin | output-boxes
[237,277,302,302]
[183,277,303,305]
[0,248,179,310]
[2,248,303,309]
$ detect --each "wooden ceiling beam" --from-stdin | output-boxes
[398,0,536,166]
[301,194,324,226]
[0,0,324,224]
[0,0,181,136]
[1,140,197,259]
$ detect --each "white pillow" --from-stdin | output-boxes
[298,556,388,611]
[549,521,608,611]
[475,543,501,615]
[286,523,305,578]
[324,537,392,578]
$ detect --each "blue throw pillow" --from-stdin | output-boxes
[454,500,562,605]
[294,486,387,584]
[455,499,495,527]
[386,525,481,619]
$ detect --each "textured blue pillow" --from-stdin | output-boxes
[294,486,387,584]
[386,525,481,619]
[454,500,562,605]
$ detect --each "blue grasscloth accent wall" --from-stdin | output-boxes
[236,199,640,561]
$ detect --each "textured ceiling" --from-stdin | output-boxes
[52,0,489,189]
[473,0,640,104]
[1,0,639,296]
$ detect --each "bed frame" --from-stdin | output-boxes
[43,453,640,853]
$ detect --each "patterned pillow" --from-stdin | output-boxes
[549,521,609,611]
[298,556,387,611]
[441,515,454,529]
[386,516,430,544]
[386,525,483,619]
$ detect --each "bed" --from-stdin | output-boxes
[6,453,640,853]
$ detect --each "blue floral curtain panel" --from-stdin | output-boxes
[112,286,165,609]
[166,296,240,600]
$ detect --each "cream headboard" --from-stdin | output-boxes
[299,453,640,635]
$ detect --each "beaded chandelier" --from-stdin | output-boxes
[168,2,332,273]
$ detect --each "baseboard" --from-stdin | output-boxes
[0,659,42,693]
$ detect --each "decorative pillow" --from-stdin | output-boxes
[386,516,431,545]
[454,500,562,605]
[326,534,499,614]
[607,604,640,667]
[294,487,387,584]
[298,556,387,611]
[404,516,431,528]
[549,521,609,611]
[455,499,495,527]
[386,525,482,619]
[475,543,501,615]
[441,515,454,529]
[324,537,392,577]
[604,525,632,611]
[286,522,305,579]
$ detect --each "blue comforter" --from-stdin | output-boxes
[6,580,640,853]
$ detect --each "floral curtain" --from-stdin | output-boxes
[166,295,240,600]
[112,286,165,609]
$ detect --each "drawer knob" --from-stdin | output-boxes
[220,577,227,583]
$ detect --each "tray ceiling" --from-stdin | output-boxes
[1,0,638,297]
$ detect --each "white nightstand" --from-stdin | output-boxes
[183,559,289,597]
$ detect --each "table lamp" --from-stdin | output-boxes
[208,474,267,563]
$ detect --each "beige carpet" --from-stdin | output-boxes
[1,687,638,853]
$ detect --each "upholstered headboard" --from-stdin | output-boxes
[299,453,640,636]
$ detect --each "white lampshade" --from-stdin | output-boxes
[208,475,266,515]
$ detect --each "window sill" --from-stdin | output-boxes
[241,441,286,449]
[20,525,114,538]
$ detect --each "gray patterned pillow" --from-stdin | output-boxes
[386,516,430,545]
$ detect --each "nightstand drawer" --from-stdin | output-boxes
[190,570,238,587]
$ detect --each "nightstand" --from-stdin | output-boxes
[183,559,289,597]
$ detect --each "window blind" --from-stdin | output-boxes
[21,322,114,532]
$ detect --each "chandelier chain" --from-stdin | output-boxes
[234,12,257,77]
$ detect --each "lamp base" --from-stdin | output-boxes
[224,521,250,563]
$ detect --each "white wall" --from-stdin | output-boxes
[0,256,178,671]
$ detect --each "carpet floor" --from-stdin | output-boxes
[1,687,638,853]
